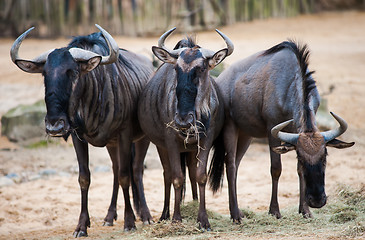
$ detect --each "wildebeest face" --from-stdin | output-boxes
[43,49,76,137]
[271,114,354,208]
[152,46,227,129]
[296,132,327,208]
[43,49,101,137]
[10,25,118,138]
[174,48,206,128]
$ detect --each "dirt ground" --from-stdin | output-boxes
[0,11,364,239]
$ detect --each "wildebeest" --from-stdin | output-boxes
[138,27,233,229]
[10,25,154,236]
[209,40,354,222]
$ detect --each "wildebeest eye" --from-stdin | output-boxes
[67,69,79,80]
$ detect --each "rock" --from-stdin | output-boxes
[0,176,14,187]
[1,100,46,143]
[316,98,337,131]
[5,172,22,183]
[28,174,42,181]
[94,165,111,173]
[39,169,57,176]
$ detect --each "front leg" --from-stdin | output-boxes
[268,134,282,219]
[195,148,211,230]
[298,164,312,218]
[71,134,91,237]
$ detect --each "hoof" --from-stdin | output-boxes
[269,211,282,219]
[124,226,137,232]
[103,221,113,226]
[198,223,211,232]
[143,219,155,225]
[73,230,88,238]
[232,218,241,224]
[301,212,313,218]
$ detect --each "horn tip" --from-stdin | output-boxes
[95,24,104,31]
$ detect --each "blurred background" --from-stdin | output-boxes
[1,1,365,239]
[1,0,365,38]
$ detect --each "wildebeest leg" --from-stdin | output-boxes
[195,148,211,230]
[71,134,91,237]
[132,136,153,224]
[298,163,312,218]
[186,153,198,200]
[167,146,184,223]
[103,145,119,226]
[235,133,252,218]
[268,135,282,219]
[223,119,241,222]
[157,147,172,221]
[117,132,136,231]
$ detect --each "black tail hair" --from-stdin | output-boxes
[129,143,140,215]
[208,130,226,193]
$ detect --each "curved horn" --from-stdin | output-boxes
[271,119,299,145]
[95,24,119,65]
[200,29,234,59]
[68,24,119,65]
[10,27,53,64]
[158,27,176,50]
[215,29,234,56]
[157,27,185,57]
[321,112,348,142]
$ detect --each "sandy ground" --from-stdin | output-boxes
[0,11,364,239]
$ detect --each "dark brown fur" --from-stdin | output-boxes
[138,38,226,229]
[211,40,353,222]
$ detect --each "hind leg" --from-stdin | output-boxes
[157,147,172,221]
[223,119,242,222]
[117,132,136,231]
[234,133,252,219]
[132,137,153,224]
[103,145,119,226]
[187,153,198,200]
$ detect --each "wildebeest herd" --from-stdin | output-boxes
[10,25,354,237]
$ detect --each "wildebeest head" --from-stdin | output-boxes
[152,28,233,137]
[10,25,118,138]
[271,112,354,208]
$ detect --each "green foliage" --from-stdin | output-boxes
[26,139,59,149]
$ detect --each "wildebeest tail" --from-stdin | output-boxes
[129,143,140,214]
[208,130,226,193]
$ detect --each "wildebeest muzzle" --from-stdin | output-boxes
[45,115,70,137]
[174,111,195,129]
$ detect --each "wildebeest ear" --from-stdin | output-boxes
[326,138,355,149]
[208,48,228,69]
[15,60,44,73]
[152,46,177,64]
[271,143,296,154]
[80,56,102,73]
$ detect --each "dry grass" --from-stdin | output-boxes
[74,184,365,240]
